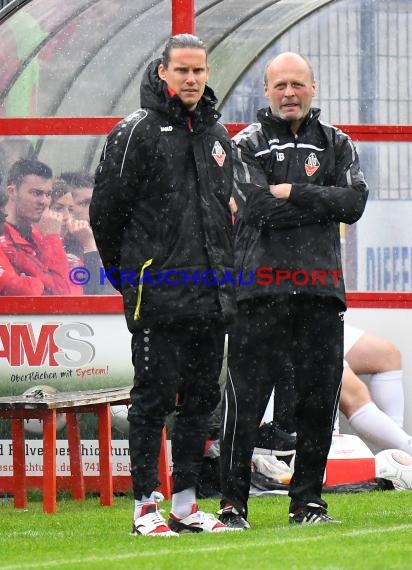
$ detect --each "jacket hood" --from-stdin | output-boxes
[140,58,220,125]
[257,106,321,133]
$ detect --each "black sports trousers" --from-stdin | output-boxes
[220,295,344,518]
[128,318,225,499]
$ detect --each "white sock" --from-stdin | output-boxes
[369,370,404,427]
[134,491,157,520]
[262,389,274,424]
[333,410,340,434]
[349,402,412,454]
[171,487,196,518]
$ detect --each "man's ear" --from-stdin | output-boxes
[158,63,167,81]
[7,185,16,201]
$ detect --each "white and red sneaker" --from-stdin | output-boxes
[168,504,241,533]
[131,503,179,537]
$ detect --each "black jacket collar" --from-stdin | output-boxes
[257,106,321,136]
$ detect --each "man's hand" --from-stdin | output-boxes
[269,183,292,200]
[37,208,63,235]
[229,196,238,215]
[67,218,97,253]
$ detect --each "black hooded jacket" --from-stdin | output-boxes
[232,107,369,307]
[90,59,236,331]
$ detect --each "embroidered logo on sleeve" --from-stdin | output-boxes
[212,141,226,167]
[304,152,320,176]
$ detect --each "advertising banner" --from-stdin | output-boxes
[0,314,133,396]
[356,201,412,291]
[0,439,131,477]
[0,439,172,477]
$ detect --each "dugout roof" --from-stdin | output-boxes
[0,0,333,118]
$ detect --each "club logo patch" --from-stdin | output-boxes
[305,152,320,176]
[212,141,226,167]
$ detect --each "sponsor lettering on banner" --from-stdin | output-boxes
[0,440,172,477]
[366,246,412,291]
[356,201,412,291]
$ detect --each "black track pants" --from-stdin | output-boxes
[220,295,343,518]
[128,318,225,499]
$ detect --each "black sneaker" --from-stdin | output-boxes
[255,422,296,456]
[289,502,340,525]
[217,505,251,530]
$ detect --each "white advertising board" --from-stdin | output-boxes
[356,201,412,291]
[0,315,133,396]
[0,440,172,477]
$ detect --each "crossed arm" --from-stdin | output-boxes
[232,136,368,230]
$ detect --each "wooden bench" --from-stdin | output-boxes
[0,386,171,513]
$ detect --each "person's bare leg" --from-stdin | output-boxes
[345,333,404,426]
[340,367,412,453]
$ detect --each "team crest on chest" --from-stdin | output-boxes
[212,141,226,167]
[305,152,320,176]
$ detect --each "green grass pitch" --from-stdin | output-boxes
[1,491,412,569]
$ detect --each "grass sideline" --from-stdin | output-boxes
[1,491,412,569]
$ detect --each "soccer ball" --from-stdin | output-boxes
[110,404,130,434]
[375,449,412,490]
[22,385,67,434]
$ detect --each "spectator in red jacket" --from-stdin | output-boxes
[0,185,45,295]
[2,158,71,295]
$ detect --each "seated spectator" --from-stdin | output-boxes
[59,171,116,295]
[2,159,71,295]
[49,179,75,242]
[0,185,45,295]
[59,171,93,222]
[51,178,102,295]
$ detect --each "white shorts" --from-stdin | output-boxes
[343,324,365,367]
